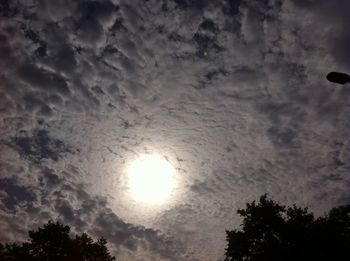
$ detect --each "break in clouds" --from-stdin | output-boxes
[1,0,350,260]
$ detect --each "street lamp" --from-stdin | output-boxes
[326,72,350,85]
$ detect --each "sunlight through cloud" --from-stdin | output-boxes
[127,154,176,205]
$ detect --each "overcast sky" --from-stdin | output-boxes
[1,0,350,260]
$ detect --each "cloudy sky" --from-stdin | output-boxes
[1,0,350,260]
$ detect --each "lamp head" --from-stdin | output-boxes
[327,72,350,85]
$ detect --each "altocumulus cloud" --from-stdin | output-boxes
[1,0,350,260]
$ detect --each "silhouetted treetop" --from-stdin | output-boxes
[0,221,116,261]
[225,194,350,261]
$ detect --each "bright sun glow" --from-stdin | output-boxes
[127,154,176,204]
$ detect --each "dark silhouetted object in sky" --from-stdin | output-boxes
[225,195,350,261]
[326,71,350,84]
[0,221,116,261]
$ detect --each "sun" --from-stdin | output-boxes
[127,154,176,204]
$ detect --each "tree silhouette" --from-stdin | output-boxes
[0,221,116,261]
[225,195,350,261]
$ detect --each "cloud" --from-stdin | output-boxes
[0,178,36,211]
[10,129,75,163]
[291,0,350,69]
[0,165,184,260]
[1,0,350,260]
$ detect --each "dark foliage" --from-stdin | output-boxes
[0,221,116,261]
[225,195,350,261]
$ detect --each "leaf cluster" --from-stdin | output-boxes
[225,195,350,261]
[0,221,116,261]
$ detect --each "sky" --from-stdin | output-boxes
[1,0,350,260]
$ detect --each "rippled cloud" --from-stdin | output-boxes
[1,0,350,260]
